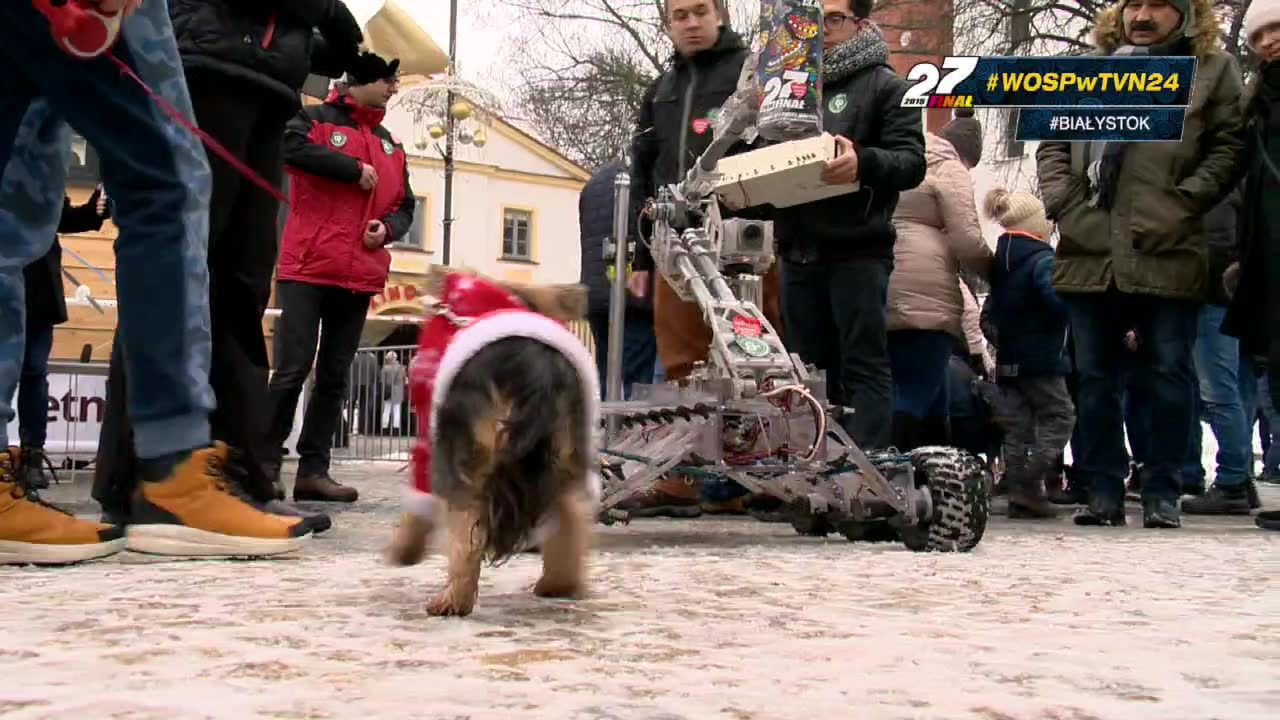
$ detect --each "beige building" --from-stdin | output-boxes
[52,88,590,361]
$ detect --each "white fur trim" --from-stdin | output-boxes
[428,310,601,490]
[402,486,443,520]
[1245,0,1280,48]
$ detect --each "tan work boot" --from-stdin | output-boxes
[0,448,126,565]
[126,443,311,558]
[614,474,702,518]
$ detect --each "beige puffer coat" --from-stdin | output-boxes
[887,134,992,340]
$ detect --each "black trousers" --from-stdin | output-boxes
[265,281,371,477]
[92,75,290,508]
[781,257,894,450]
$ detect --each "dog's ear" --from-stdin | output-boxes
[425,266,587,323]
[425,265,475,300]
[502,283,588,323]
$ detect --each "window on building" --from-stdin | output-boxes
[502,208,532,261]
[393,196,429,250]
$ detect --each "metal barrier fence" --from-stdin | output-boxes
[8,319,598,471]
[1,361,112,481]
[328,319,598,463]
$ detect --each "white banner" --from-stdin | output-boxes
[5,372,107,456]
[6,372,305,461]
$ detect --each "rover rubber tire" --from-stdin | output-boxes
[900,447,990,553]
[789,497,834,537]
[839,519,900,543]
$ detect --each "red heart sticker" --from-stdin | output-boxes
[733,316,763,337]
[692,118,710,135]
[790,81,808,99]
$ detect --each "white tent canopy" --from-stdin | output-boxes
[345,0,448,77]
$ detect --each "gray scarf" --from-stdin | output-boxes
[823,23,890,84]
[1086,30,1190,210]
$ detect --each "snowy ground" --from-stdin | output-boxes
[1,462,1277,720]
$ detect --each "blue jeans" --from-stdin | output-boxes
[887,329,952,419]
[1240,354,1280,478]
[1065,291,1199,502]
[17,320,53,449]
[1122,357,1152,465]
[1182,305,1249,487]
[0,0,214,457]
[587,311,658,401]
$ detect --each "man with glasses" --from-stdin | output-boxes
[774,0,926,451]
[261,51,416,505]
[621,0,786,518]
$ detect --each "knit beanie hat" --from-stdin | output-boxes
[346,51,400,86]
[1244,0,1280,50]
[983,187,1053,240]
[938,107,983,168]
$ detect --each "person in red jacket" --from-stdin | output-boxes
[263,51,414,502]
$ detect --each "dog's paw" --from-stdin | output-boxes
[384,540,426,567]
[533,577,587,600]
[384,515,434,566]
[426,586,476,617]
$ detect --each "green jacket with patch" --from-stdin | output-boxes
[1035,7,1244,300]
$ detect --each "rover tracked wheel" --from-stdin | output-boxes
[899,447,990,553]
[839,519,900,543]
[788,497,834,537]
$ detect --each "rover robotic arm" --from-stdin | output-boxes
[596,55,990,553]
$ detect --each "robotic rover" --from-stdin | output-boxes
[595,71,991,553]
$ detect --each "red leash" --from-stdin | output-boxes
[32,0,288,205]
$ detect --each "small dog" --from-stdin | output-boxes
[386,267,599,617]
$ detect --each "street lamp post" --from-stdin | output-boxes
[442,0,458,266]
[397,2,498,271]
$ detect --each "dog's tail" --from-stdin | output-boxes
[433,336,589,563]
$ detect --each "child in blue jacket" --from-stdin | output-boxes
[979,188,1075,519]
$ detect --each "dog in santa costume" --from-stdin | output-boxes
[386,267,600,617]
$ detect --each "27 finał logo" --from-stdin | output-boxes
[901,57,980,109]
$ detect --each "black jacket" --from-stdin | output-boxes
[631,28,751,271]
[986,232,1069,378]
[169,0,360,109]
[579,160,652,317]
[1224,68,1280,414]
[774,64,926,264]
[25,192,109,329]
[1203,190,1240,307]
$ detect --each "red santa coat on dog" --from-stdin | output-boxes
[405,273,601,526]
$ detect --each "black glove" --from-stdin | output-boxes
[318,1,362,74]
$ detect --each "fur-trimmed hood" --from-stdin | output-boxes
[1092,0,1222,58]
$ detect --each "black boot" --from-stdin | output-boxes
[1125,462,1142,502]
[1182,483,1252,516]
[1247,480,1261,510]
[1007,460,1060,519]
[890,413,924,453]
[919,415,951,448]
[1073,478,1126,526]
[1050,465,1089,505]
[1142,496,1182,528]
[1257,510,1280,531]
[18,446,52,490]
[260,448,286,501]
